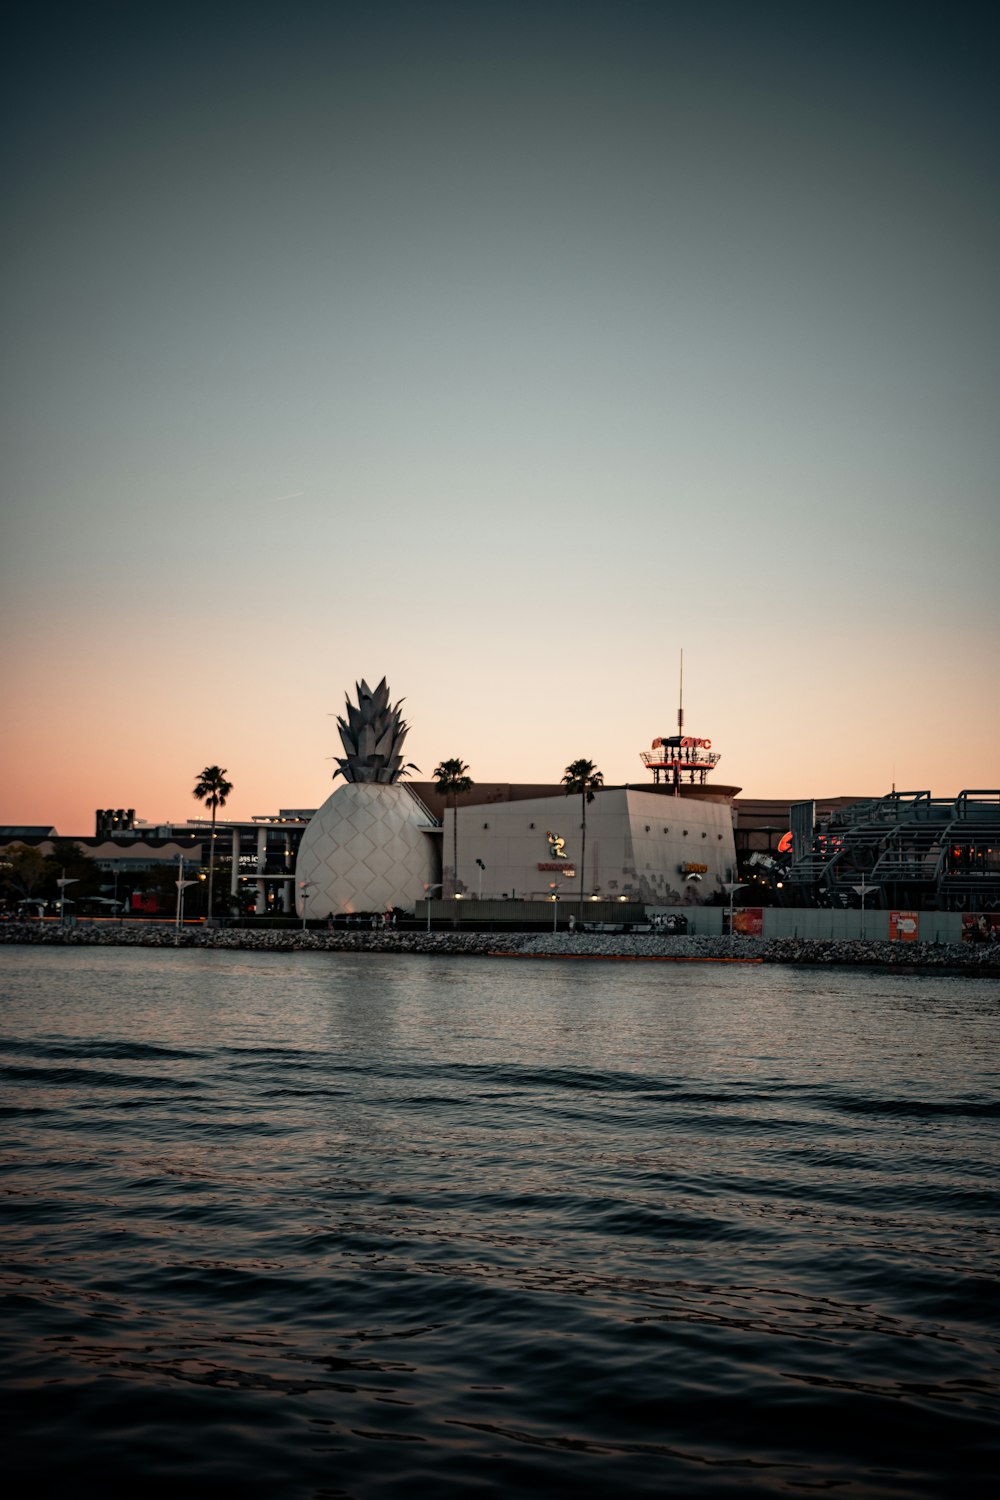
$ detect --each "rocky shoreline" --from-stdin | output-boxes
[2,922,998,971]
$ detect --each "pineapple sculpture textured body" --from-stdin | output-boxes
[296,679,437,916]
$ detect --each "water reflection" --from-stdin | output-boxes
[2,947,998,1498]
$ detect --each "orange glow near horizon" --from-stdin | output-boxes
[3,635,997,835]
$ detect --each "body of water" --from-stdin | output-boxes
[2,946,998,1497]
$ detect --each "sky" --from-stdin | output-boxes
[3,0,998,832]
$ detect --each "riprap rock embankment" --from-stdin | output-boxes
[2,923,997,970]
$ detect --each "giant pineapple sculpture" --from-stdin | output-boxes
[295,679,437,917]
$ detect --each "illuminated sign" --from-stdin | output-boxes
[680,862,708,875]
[651,737,713,751]
[776,832,793,854]
[539,831,573,873]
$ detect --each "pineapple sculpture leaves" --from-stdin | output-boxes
[333,678,417,784]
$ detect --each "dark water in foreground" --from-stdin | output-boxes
[1,947,998,1498]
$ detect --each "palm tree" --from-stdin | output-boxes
[193,765,233,922]
[561,758,604,918]
[433,758,473,905]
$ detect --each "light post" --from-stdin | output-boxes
[723,881,747,939]
[57,871,78,929]
[175,855,197,935]
[476,858,485,899]
[299,881,311,930]
[423,883,443,933]
[549,881,563,933]
[208,825,217,923]
[853,878,878,941]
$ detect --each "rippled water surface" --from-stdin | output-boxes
[2,946,998,1497]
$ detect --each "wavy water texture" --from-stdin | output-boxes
[1,947,998,1498]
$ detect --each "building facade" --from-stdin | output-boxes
[438,785,737,905]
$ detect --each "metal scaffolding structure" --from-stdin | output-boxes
[784,789,1000,911]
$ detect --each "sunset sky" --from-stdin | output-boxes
[3,0,998,834]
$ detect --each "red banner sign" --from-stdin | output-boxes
[889,910,919,941]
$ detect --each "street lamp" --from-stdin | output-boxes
[174,855,197,935]
[722,881,747,938]
[853,877,878,941]
[299,881,311,930]
[423,882,442,933]
[549,881,563,933]
[475,858,485,899]
[57,871,78,929]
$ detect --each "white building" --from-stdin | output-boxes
[441,785,737,907]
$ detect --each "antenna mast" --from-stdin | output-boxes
[638,645,720,787]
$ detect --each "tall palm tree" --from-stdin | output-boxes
[193,765,233,922]
[562,758,604,918]
[433,758,473,904]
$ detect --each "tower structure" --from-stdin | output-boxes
[639,650,721,788]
